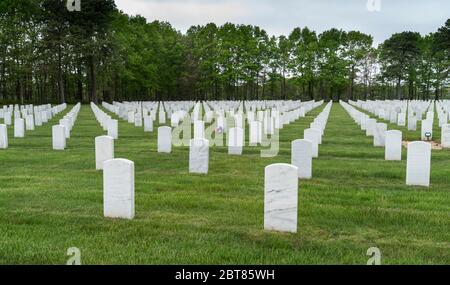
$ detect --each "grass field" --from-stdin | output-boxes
[0,103,449,265]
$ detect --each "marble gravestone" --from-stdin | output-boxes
[373,123,387,147]
[34,112,42,126]
[60,119,71,139]
[127,111,135,123]
[228,127,244,155]
[189,138,209,174]
[408,117,417,131]
[95,136,115,170]
[41,111,48,123]
[159,110,166,124]
[304,128,320,158]
[249,121,262,145]
[52,125,66,150]
[103,159,135,220]
[143,116,153,132]
[157,126,172,153]
[14,118,25,138]
[134,113,142,127]
[365,118,377,136]
[25,115,35,131]
[406,141,431,187]
[385,130,402,161]
[397,113,406,126]
[389,111,397,124]
[440,124,450,148]
[291,139,313,179]
[0,124,8,149]
[108,119,118,139]
[4,112,12,125]
[421,119,433,141]
[264,163,298,233]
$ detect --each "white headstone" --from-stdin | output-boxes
[440,124,450,148]
[4,112,12,125]
[108,119,118,139]
[52,125,66,150]
[228,127,244,155]
[421,119,433,141]
[60,119,70,139]
[373,123,387,147]
[304,128,320,158]
[127,111,135,123]
[385,130,402,161]
[25,115,35,131]
[291,139,312,179]
[34,112,42,126]
[249,121,262,145]
[406,141,431,187]
[95,136,114,170]
[0,124,8,149]
[189,138,209,174]
[103,159,135,219]
[366,118,377,136]
[264,163,298,233]
[157,126,172,153]
[397,113,406,126]
[134,113,142,127]
[159,110,166,124]
[408,117,417,131]
[14,118,25,138]
[143,116,153,132]
[41,111,48,123]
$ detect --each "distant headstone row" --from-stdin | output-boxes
[52,103,81,150]
[97,100,329,225]
[0,103,67,149]
[341,100,433,187]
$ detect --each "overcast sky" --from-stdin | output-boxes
[115,0,449,45]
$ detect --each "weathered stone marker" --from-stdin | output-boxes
[189,138,209,174]
[264,163,298,233]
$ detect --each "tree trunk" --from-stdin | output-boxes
[88,55,97,103]
[396,76,402,100]
[58,44,65,103]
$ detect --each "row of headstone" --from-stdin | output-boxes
[349,99,439,142]
[0,103,67,148]
[341,101,431,187]
[263,103,333,233]
[91,103,118,139]
[102,100,326,157]
[52,103,81,150]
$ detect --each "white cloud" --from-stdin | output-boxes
[115,0,450,44]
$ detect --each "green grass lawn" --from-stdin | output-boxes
[0,103,449,265]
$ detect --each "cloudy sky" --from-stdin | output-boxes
[115,0,449,45]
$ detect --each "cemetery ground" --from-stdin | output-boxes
[0,103,449,265]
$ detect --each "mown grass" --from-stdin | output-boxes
[0,103,449,265]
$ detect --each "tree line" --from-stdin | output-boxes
[0,0,449,104]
